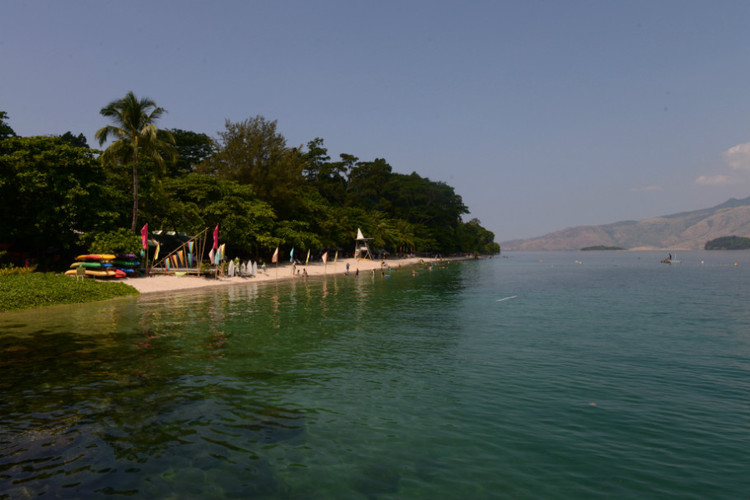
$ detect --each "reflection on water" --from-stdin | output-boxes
[0,267,461,498]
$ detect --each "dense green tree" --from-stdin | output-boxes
[167,128,215,177]
[154,173,277,256]
[457,218,500,254]
[0,111,16,139]
[2,103,498,261]
[96,91,177,232]
[59,131,89,148]
[345,158,393,210]
[306,149,356,207]
[302,137,330,182]
[199,116,305,219]
[705,235,750,250]
[0,136,117,267]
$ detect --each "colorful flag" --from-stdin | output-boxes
[213,224,219,249]
[305,249,310,265]
[272,247,279,263]
[140,224,148,249]
[154,242,160,261]
[322,252,328,264]
[290,247,294,263]
[209,248,215,264]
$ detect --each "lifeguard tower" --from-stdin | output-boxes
[354,228,373,260]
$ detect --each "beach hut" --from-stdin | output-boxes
[354,228,373,260]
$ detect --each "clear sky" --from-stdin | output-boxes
[2,1,749,241]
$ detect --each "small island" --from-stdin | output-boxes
[705,236,750,250]
[580,245,626,251]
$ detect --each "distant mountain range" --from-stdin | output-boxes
[501,196,750,251]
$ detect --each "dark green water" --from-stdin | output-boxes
[1,252,749,499]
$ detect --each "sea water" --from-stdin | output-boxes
[1,251,749,499]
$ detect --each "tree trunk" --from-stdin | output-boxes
[131,149,138,232]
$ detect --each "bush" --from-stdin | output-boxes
[0,273,139,312]
[0,265,37,276]
[79,228,142,255]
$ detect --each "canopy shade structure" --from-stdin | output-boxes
[354,227,373,260]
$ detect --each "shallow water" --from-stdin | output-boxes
[1,251,749,499]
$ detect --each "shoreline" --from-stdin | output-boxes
[123,256,463,295]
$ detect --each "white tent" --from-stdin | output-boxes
[354,228,373,260]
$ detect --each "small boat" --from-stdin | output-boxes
[661,253,680,264]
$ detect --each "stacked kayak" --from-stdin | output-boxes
[65,254,126,279]
[111,254,140,276]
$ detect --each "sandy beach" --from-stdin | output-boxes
[123,256,440,295]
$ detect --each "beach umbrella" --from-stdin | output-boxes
[290,247,294,263]
[305,249,310,265]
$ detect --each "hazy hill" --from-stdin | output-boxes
[501,197,750,251]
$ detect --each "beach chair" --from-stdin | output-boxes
[76,265,86,282]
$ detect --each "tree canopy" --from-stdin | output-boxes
[0,111,16,139]
[705,235,750,250]
[2,102,499,269]
[96,91,176,232]
[0,136,117,266]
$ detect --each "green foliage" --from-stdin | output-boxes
[96,91,177,232]
[0,111,16,139]
[275,220,321,250]
[59,131,89,148]
[0,136,118,257]
[704,235,750,250]
[0,273,139,312]
[456,218,500,255]
[154,173,277,256]
[0,265,37,276]
[167,128,215,177]
[80,228,142,255]
[198,116,304,219]
[4,101,498,272]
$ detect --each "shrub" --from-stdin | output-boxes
[0,273,139,312]
[79,228,142,255]
[0,265,37,276]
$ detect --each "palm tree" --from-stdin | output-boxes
[96,91,176,232]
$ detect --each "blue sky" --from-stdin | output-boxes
[2,1,749,241]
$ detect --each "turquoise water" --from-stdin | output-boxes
[1,252,749,499]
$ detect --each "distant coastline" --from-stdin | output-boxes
[580,246,625,251]
[501,196,750,251]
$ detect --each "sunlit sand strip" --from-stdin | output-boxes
[123,256,455,295]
